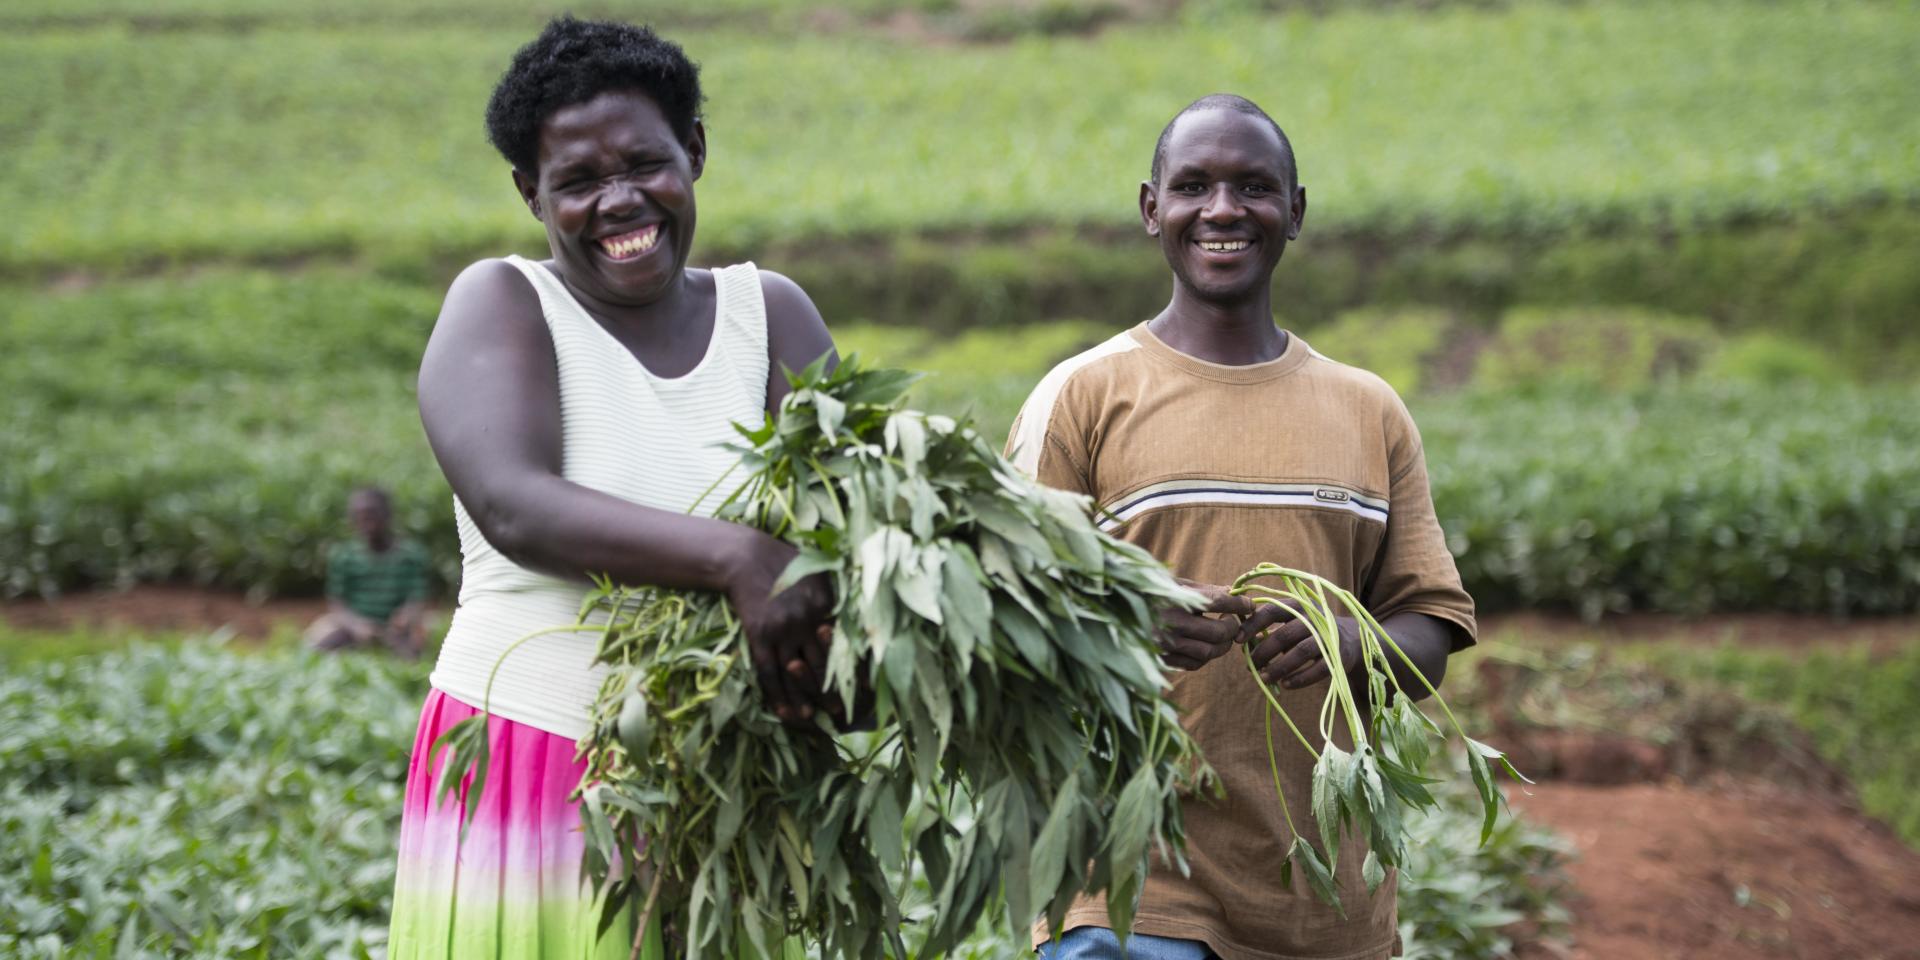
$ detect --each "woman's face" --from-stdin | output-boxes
[513,88,705,308]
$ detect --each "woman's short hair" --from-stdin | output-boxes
[484,16,704,175]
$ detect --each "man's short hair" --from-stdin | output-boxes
[1149,94,1297,189]
[349,486,392,511]
[485,16,705,175]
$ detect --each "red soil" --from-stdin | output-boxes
[1512,782,1920,960]
[2,584,326,640]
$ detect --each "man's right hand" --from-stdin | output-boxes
[723,529,835,724]
[1156,578,1256,670]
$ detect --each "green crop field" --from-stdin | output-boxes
[0,636,1568,959]
[7,265,1917,615]
[3,1,1914,275]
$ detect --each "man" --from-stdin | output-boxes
[1007,95,1476,960]
[304,486,432,659]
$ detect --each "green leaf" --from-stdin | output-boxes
[1105,765,1160,891]
[938,543,992,671]
[885,412,928,471]
[1362,849,1386,895]
[812,392,847,437]
[1290,837,1344,916]
[616,692,652,759]
[1312,747,1349,870]
[772,547,839,594]
[892,545,945,624]
[1028,770,1081,912]
[997,601,1056,678]
[1002,783,1036,924]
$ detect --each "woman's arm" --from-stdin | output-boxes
[417,259,831,720]
[760,269,838,412]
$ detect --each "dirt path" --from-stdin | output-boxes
[2,585,327,640]
[1513,782,1920,960]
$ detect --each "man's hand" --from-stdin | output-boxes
[1157,578,1255,670]
[1243,600,1363,689]
[724,530,835,725]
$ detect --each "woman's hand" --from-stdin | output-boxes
[722,529,836,724]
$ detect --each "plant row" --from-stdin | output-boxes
[0,638,1567,958]
[4,1,1914,274]
[5,377,1917,619]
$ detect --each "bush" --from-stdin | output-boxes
[1704,332,1849,387]
[1473,307,1718,392]
[1420,382,1920,618]
[1296,307,1452,395]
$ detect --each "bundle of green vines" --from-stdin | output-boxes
[436,360,1206,959]
[1231,564,1529,914]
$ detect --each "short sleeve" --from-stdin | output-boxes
[1364,399,1477,650]
[1003,380,1093,497]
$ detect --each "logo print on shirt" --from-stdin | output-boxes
[1314,488,1351,504]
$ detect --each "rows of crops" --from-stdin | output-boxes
[0,638,1567,959]
[3,1,1913,276]
[5,266,1916,615]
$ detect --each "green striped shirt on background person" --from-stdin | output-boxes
[326,540,431,621]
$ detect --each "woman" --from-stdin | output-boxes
[389,17,839,958]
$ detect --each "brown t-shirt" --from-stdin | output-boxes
[1006,323,1477,960]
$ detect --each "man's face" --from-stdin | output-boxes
[348,494,390,543]
[1140,109,1306,305]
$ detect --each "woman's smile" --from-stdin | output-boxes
[596,223,661,261]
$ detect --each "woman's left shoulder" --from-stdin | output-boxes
[751,267,836,385]
[751,268,828,332]
[751,268,816,315]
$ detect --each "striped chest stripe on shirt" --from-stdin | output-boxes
[1097,479,1389,530]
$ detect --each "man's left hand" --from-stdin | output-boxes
[1243,602,1362,689]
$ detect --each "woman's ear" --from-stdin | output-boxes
[686,119,708,182]
[512,169,542,221]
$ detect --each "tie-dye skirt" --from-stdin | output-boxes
[387,688,660,960]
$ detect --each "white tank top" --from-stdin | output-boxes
[428,255,770,740]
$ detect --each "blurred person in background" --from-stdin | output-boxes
[304,485,430,658]
[1009,94,1476,960]
[390,15,839,960]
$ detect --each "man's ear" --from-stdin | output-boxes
[686,118,708,182]
[1287,184,1308,241]
[1139,180,1160,237]
[512,168,542,221]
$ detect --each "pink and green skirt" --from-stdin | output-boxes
[388,688,661,960]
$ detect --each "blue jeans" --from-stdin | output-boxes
[1036,927,1219,960]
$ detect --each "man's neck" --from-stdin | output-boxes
[1147,286,1288,366]
[361,534,394,554]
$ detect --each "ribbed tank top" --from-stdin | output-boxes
[428,255,769,740]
